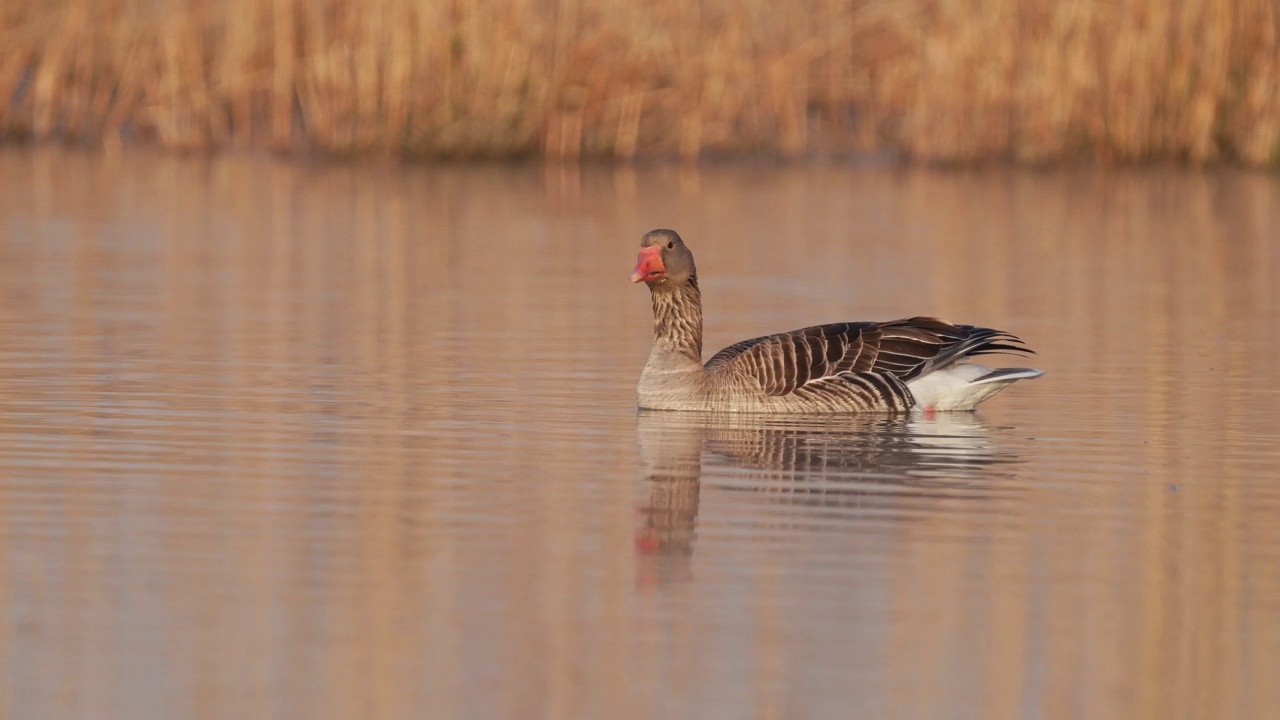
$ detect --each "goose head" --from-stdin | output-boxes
[630,229,697,286]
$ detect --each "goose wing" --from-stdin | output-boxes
[704,316,1031,405]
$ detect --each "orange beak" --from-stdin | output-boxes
[630,246,665,283]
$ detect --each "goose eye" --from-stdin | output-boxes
[666,241,674,249]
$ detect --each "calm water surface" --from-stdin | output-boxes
[1,149,1279,719]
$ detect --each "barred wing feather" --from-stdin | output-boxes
[704,317,1031,403]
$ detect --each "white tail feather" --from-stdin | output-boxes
[906,364,1044,411]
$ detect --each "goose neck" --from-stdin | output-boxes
[649,278,703,365]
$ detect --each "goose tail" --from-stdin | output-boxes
[906,365,1044,411]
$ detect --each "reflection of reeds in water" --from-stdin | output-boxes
[6,0,1280,163]
[3,151,1279,718]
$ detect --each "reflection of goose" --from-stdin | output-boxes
[634,410,1020,574]
[630,229,1043,412]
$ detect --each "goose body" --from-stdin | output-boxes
[631,229,1043,413]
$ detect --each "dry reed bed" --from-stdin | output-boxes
[2,0,1279,164]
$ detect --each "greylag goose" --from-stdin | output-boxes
[630,229,1043,412]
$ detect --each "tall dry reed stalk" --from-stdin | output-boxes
[2,0,1279,164]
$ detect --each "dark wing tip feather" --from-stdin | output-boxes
[875,318,1039,380]
[967,343,1035,356]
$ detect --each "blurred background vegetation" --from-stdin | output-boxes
[3,0,1279,164]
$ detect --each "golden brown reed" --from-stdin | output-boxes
[3,0,1280,164]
